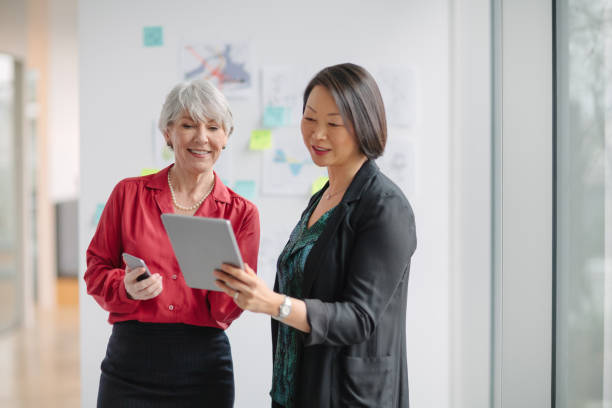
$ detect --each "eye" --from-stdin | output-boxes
[182,123,194,129]
[328,122,343,127]
[208,126,219,131]
[303,116,316,122]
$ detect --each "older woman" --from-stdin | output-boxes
[215,63,417,407]
[84,79,259,407]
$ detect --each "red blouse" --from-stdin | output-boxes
[84,165,260,329]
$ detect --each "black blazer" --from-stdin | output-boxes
[272,160,417,408]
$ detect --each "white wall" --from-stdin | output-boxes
[78,1,452,407]
[450,0,492,406]
[48,0,79,202]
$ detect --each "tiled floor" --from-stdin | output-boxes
[0,278,80,408]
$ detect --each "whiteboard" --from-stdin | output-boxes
[79,1,451,407]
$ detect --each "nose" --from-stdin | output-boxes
[194,123,209,143]
[312,124,326,141]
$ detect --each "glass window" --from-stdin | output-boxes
[0,53,18,329]
[555,0,612,406]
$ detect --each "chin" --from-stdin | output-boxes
[309,155,328,168]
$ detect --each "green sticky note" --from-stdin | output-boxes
[263,106,287,127]
[92,203,105,226]
[234,180,256,200]
[311,176,329,195]
[250,129,272,150]
[141,168,159,176]
[143,26,163,47]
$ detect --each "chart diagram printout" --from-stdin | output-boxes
[262,128,326,196]
[181,42,253,99]
[258,224,293,279]
[373,66,417,128]
[376,133,416,201]
[261,66,316,127]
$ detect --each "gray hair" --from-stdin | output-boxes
[158,79,234,136]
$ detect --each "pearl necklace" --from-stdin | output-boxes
[167,171,215,211]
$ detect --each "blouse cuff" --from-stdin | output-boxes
[117,279,140,308]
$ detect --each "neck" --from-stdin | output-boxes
[326,156,368,194]
[170,164,214,196]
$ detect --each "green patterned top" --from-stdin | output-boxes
[270,197,335,408]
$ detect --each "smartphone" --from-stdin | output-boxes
[122,253,152,281]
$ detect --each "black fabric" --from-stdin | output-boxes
[97,321,234,408]
[272,160,417,408]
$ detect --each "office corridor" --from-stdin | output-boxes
[0,279,80,407]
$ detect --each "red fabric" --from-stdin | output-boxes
[84,165,260,329]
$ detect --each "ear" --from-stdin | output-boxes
[163,129,172,148]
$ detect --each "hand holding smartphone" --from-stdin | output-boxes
[122,253,152,281]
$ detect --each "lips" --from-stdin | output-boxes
[312,145,330,155]
[188,148,211,157]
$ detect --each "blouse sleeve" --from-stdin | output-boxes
[84,182,140,313]
[208,203,261,326]
[302,193,417,346]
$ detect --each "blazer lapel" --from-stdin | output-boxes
[301,201,348,297]
[301,160,378,297]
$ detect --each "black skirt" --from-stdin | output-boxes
[97,321,234,408]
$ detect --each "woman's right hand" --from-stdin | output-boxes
[124,267,163,300]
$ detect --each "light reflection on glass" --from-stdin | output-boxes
[556,0,612,407]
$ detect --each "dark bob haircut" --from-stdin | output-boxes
[302,63,387,159]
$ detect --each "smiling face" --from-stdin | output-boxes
[164,112,228,176]
[301,85,365,169]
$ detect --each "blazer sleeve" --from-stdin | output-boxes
[84,182,140,313]
[303,192,416,347]
[208,203,261,326]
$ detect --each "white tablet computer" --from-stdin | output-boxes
[161,213,244,291]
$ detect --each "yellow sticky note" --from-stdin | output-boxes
[311,176,329,195]
[250,129,272,150]
[140,168,159,176]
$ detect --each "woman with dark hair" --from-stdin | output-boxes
[215,63,416,407]
[84,78,260,407]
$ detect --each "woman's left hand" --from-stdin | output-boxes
[214,263,282,315]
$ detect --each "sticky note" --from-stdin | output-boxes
[141,168,159,176]
[249,129,272,150]
[92,203,105,226]
[143,26,163,47]
[263,106,287,128]
[311,176,329,195]
[234,180,256,200]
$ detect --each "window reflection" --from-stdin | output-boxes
[556,0,612,407]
